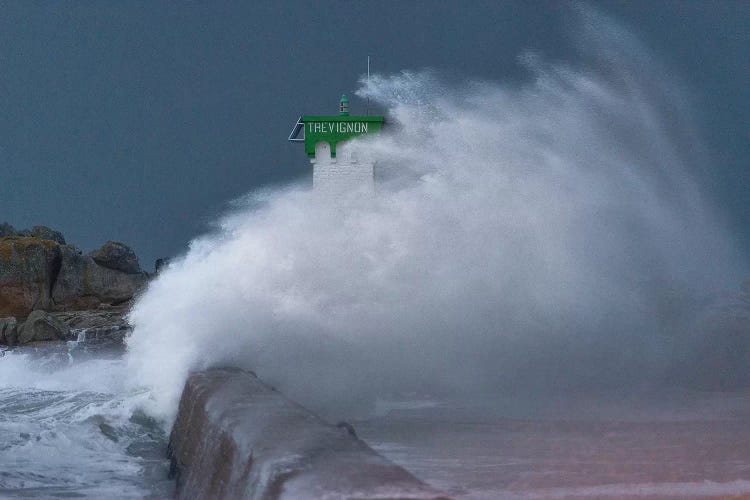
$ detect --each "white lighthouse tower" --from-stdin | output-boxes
[288,95,384,195]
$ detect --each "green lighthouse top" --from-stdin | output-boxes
[339,94,349,116]
[288,95,384,158]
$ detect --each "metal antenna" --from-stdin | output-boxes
[366,55,370,116]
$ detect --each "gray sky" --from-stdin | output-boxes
[0,1,747,269]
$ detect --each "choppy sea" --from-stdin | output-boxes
[0,333,172,498]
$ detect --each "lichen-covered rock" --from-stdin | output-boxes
[52,244,147,309]
[29,226,66,245]
[90,241,141,274]
[0,237,61,317]
[17,310,70,344]
[0,223,65,244]
[0,225,147,319]
[0,317,18,346]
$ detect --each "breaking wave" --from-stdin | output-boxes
[125,7,747,424]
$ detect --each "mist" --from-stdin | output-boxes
[125,7,747,424]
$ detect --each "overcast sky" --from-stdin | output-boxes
[0,1,747,269]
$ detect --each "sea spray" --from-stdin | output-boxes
[0,345,172,497]
[125,8,747,424]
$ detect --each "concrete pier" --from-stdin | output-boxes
[168,368,449,499]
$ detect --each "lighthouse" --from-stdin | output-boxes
[288,95,384,193]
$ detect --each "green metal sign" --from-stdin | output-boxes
[302,115,384,158]
[289,95,385,158]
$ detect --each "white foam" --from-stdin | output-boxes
[125,7,746,424]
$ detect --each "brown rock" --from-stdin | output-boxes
[0,237,61,317]
[90,241,141,274]
[17,310,70,344]
[52,244,147,309]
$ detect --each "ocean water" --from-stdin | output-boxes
[0,337,173,498]
[356,393,750,499]
[3,334,750,499]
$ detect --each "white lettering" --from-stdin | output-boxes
[309,121,371,135]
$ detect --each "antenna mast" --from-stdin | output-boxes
[366,55,370,116]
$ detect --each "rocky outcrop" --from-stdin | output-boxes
[0,308,130,346]
[16,310,70,344]
[53,306,129,330]
[0,224,66,244]
[52,307,131,343]
[90,241,141,274]
[51,244,147,310]
[29,226,66,245]
[0,237,62,318]
[0,317,18,346]
[0,223,149,319]
[169,368,448,500]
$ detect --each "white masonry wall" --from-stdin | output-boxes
[311,141,374,196]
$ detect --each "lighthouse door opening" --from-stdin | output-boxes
[312,140,374,195]
[315,141,332,161]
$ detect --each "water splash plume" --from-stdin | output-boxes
[125,7,747,424]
